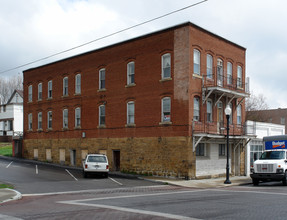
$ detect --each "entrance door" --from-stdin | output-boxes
[217,102,223,133]
[113,150,120,171]
[70,149,76,166]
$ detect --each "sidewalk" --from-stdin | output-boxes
[0,187,21,204]
[143,176,252,188]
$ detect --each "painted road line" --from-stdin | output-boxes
[6,161,13,168]
[36,165,38,174]
[65,169,78,181]
[109,177,123,186]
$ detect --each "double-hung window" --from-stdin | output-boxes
[63,109,68,129]
[219,144,226,156]
[206,54,213,79]
[28,85,32,102]
[193,49,200,75]
[162,97,171,122]
[207,100,212,122]
[196,143,205,156]
[28,113,32,130]
[127,61,135,85]
[38,83,42,100]
[127,101,135,124]
[48,80,52,98]
[38,112,42,130]
[162,53,171,79]
[63,77,68,96]
[237,66,242,88]
[75,74,81,94]
[75,107,81,127]
[47,111,52,129]
[237,105,242,125]
[227,62,233,84]
[99,105,105,126]
[99,68,105,90]
[193,97,200,121]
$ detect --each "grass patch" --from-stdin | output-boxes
[0,145,12,157]
[0,184,13,189]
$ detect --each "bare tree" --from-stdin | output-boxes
[246,92,269,121]
[0,75,23,104]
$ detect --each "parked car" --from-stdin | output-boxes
[82,154,109,178]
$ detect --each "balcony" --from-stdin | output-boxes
[201,74,250,105]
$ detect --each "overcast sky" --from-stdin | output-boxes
[1,0,286,108]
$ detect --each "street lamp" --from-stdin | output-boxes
[224,104,232,184]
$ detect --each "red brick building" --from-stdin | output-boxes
[23,22,250,179]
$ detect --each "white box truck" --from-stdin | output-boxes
[250,135,287,186]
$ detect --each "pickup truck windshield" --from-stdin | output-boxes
[260,151,285,160]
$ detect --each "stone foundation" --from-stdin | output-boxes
[23,136,195,179]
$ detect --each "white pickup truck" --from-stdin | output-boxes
[250,135,287,186]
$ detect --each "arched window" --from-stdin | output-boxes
[162,53,171,79]
[162,97,171,122]
[193,49,200,75]
[237,105,242,125]
[99,68,105,89]
[127,61,135,85]
[227,62,233,85]
[127,101,135,124]
[99,105,105,126]
[206,54,213,79]
[75,107,81,127]
[75,74,81,94]
[237,66,242,88]
[193,97,200,121]
[207,99,212,122]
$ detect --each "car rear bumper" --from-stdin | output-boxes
[250,173,284,181]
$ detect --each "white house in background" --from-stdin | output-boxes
[0,90,23,142]
[245,120,285,176]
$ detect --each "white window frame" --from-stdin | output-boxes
[28,85,32,102]
[162,97,171,122]
[193,49,200,75]
[237,66,242,88]
[193,97,200,121]
[63,109,68,129]
[75,107,81,128]
[47,111,52,129]
[28,113,32,130]
[207,100,212,122]
[99,105,105,126]
[127,61,135,85]
[162,53,171,79]
[237,105,242,125]
[127,101,135,125]
[63,77,68,96]
[38,112,42,130]
[75,74,81,94]
[206,54,213,79]
[48,80,52,98]
[99,68,106,90]
[227,62,233,85]
[38,83,42,100]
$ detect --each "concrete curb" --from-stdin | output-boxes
[0,188,22,204]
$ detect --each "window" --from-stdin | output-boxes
[219,144,226,156]
[99,105,105,126]
[217,59,223,86]
[193,97,200,121]
[207,100,212,122]
[127,61,135,85]
[28,85,32,102]
[237,66,242,88]
[63,77,68,96]
[48,80,52,98]
[227,62,233,84]
[237,105,242,125]
[63,109,68,128]
[162,53,171,79]
[47,111,52,129]
[75,74,81,94]
[162,97,171,122]
[75,107,81,127]
[38,112,42,130]
[229,103,233,124]
[206,54,213,79]
[38,83,42,100]
[250,142,264,167]
[281,117,285,125]
[28,113,32,130]
[99,68,105,89]
[196,143,205,156]
[127,101,135,124]
[193,49,200,75]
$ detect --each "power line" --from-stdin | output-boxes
[0,0,208,75]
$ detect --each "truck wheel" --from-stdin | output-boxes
[283,171,287,186]
[252,178,259,186]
